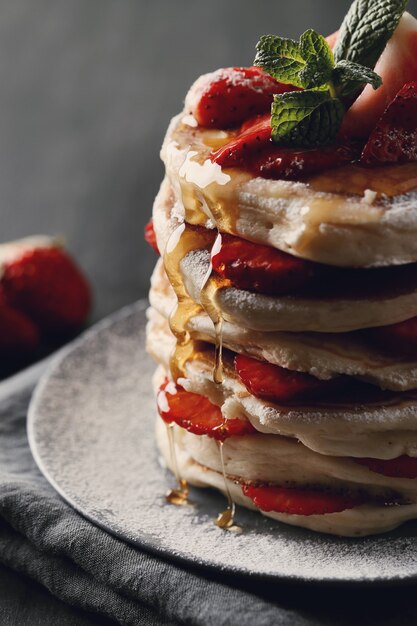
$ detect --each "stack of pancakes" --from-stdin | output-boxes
[146,90,417,536]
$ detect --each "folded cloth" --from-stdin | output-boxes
[0,310,416,626]
[0,315,311,626]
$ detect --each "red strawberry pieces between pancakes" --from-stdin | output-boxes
[242,484,364,515]
[211,232,319,296]
[355,456,417,479]
[157,379,255,441]
[1,246,91,335]
[211,114,356,180]
[144,218,160,255]
[366,316,417,357]
[234,354,348,405]
[361,82,417,165]
[189,66,294,129]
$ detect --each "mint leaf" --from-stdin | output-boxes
[333,59,382,96]
[333,0,408,69]
[271,90,344,147]
[299,30,335,88]
[254,36,305,87]
[300,29,334,65]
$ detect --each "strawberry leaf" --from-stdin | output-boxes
[333,0,409,69]
[271,90,344,146]
[254,36,306,87]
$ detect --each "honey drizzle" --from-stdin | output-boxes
[164,223,214,381]
[165,423,188,505]
[162,223,216,506]
[200,232,226,384]
[163,125,247,521]
[214,441,236,529]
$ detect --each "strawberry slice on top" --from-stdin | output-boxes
[186,66,295,129]
[211,114,357,180]
[242,484,365,516]
[361,81,417,165]
[157,379,255,441]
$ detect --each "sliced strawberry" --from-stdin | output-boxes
[355,456,417,479]
[361,82,417,165]
[211,232,319,296]
[234,354,391,405]
[342,13,417,139]
[0,299,39,356]
[242,483,364,515]
[2,247,91,335]
[365,316,417,358]
[211,114,272,167]
[211,114,356,179]
[144,218,159,255]
[235,354,348,404]
[187,66,294,129]
[157,380,255,441]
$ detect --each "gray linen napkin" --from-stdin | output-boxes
[1,312,417,626]
[0,317,311,626]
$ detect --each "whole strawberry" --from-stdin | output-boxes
[0,237,91,336]
[0,294,39,356]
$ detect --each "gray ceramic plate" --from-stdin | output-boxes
[28,301,417,584]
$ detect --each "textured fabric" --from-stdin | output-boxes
[2,322,417,625]
[0,335,308,626]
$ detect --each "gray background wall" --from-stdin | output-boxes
[1,0,416,319]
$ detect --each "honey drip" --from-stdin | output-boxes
[165,423,188,505]
[164,223,214,381]
[200,232,226,384]
[214,441,236,529]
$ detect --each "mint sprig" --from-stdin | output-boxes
[254,0,408,147]
[255,31,335,90]
[334,0,409,69]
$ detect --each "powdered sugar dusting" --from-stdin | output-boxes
[28,304,417,583]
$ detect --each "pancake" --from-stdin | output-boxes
[181,248,417,333]
[155,404,417,537]
[147,310,417,459]
[153,178,417,333]
[162,113,417,268]
[149,259,417,392]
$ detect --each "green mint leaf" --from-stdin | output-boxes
[300,29,334,66]
[333,59,382,97]
[299,30,335,88]
[271,90,344,147]
[254,35,306,87]
[333,0,409,69]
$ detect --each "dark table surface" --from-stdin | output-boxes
[2,0,417,623]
